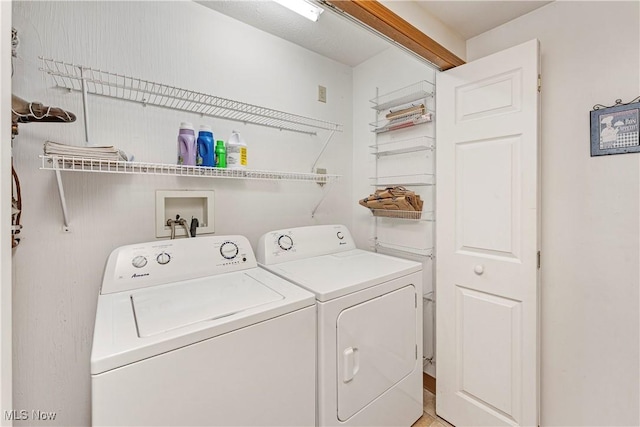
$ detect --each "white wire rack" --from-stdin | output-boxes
[370,136,435,157]
[368,209,434,221]
[40,57,343,136]
[371,239,434,258]
[370,80,434,111]
[370,174,435,186]
[40,155,341,183]
[371,111,433,134]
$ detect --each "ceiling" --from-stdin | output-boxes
[197,0,553,67]
[416,1,552,39]
[196,0,391,67]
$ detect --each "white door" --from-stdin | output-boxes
[436,39,540,426]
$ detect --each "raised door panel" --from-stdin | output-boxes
[455,135,521,260]
[456,287,522,422]
[455,69,522,123]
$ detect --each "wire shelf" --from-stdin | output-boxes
[372,240,434,258]
[370,174,435,187]
[40,57,343,136]
[369,209,434,221]
[371,111,433,134]
[40,155,341,183]
[370,80,434,111]
[370,136,435,157]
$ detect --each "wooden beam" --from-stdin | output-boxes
[325,0,465,70]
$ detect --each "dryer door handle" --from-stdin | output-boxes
[342,347,359,383]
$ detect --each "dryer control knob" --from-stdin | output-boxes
[220,241,239,260]
[156,252,171,265]
[132,255,148,268]
[278,235,294,251]
[337,231,344,240]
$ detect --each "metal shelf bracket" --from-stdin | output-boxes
[311,178,337,219]
[53,165,71,232]
[311,130,336,173]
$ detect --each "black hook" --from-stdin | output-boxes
[190,217,199,238]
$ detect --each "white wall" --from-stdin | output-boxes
[352,47,437,376]
[380,0,466,62]
[467,2,640,426]
[11,1,353,425]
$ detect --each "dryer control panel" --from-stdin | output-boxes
[101,235,256,294]
[256,224,356,265]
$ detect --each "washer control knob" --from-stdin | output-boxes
[278,235,294,251]
[132,255,148,268]
[337,231,344,240]
[220,241,239,260]
[156,252,171,265]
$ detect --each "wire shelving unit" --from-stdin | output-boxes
[369,174,435,187]
[39,57,345,230]
[367,209,434,221]
[40,155,340,183]
[371,239,434,258]
[40,58,343,136]
[368,80,436,259]
[370,80,434,111]
[370,136,435,157]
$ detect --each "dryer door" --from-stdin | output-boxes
[337,284,417,421]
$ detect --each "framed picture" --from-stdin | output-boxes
[590,101,640,156]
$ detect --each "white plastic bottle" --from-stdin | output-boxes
[226,130,247,169]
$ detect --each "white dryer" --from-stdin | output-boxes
[257,225,423,427]
[91,235,316,426]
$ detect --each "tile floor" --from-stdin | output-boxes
[412,388,454,427]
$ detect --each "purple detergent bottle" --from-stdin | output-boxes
[177,122,196,166]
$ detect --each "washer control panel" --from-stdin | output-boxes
[256,224,356,265]
[102,235,256,295]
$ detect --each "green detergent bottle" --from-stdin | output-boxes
[215,140,227,168]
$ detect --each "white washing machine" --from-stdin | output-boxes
[91,235,316,426]
[257,225,423,427]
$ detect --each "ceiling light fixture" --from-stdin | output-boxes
[273,0,324,22]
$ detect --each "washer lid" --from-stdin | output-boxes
[132,273,283,337]
[263,249,422,302]
[91,268,315,375]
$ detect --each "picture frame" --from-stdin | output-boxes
[590,101,640,156]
